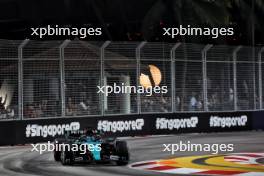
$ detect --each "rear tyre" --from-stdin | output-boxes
[115,141,129,166]
[54,151,61,161]
[60,150,73,165]
[54,138,65,162]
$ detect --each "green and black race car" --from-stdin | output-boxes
[53,129,129,166]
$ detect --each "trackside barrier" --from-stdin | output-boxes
[0,111,263,145]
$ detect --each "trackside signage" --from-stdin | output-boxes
[97,119,144,133]
[209,115,248,128]
[156,117,198,130]
[0,111,257,145]
[26,122,80,138]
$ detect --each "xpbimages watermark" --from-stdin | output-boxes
[97,83,168,96]
[163,141,234,155]
[31,25,102,39]
[31,141,101,155]
[163,25,234,39]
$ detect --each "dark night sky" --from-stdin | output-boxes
[0,0,263,45]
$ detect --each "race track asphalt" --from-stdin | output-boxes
[0,131,263,176]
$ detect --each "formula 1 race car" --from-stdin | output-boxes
[53,129,129,166]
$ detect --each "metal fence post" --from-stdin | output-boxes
[59,40,70,117]
[18,39,29,120]
[233,46,242,111]
[202,44,213,112]
[136,42,147,114]
[253,49,256,110]
[171,43,181,112]
[100,41,111,116]
[258,47,264,109]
